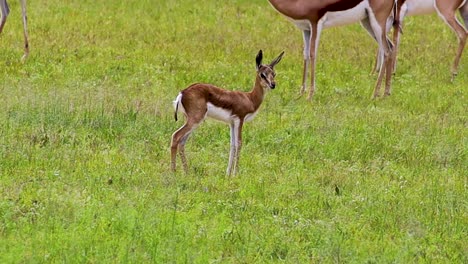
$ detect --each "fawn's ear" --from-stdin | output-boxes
[256,50,263,70]
[269,51,284,68]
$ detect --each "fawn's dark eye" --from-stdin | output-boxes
[260,73,267,79]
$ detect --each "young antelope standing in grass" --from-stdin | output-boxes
[171,50,284,176]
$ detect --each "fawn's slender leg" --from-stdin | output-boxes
[232,120,244,176]
[171,98,207,173]
[171,124,191,172]
[178,133,191,173]
[227,119,243,176]
[171,117,201,173]
[227,122,237,176]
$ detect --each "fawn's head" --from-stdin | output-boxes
[256,50,284,90]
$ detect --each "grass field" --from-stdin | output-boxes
[1,0,467,262]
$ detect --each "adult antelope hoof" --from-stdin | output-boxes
[21,54,29,63]
[300,86,307,95]
[450,72,457,83]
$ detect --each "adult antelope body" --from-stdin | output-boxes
[171,50,284,176]
[0,0,29,60]
[385,0,468,80]
[267,0,397,99]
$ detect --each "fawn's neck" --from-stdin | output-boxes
[248,75,266,110]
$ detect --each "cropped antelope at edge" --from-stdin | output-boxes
[381,0,468,81]
[267,0,396,99]
[0,0,29,60]
[171,50,284,176]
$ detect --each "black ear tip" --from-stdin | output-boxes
[256,50,263,68]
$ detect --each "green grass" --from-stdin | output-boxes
[1,0,467,262]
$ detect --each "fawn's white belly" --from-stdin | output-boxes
[206,103,258,123]
[206,103,234,123]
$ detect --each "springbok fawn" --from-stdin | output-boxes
[0,0,29,60]
[267,0,397,99]
[171,50,284,176]
[378,0,468,80]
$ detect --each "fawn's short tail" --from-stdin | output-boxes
[173,93,183,121]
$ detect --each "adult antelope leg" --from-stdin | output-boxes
[20,0,29,60]
[361,16,383,74]
[300,30,311,95]
[370,38,394,75]
[0,0,9,33]
[390,19,402,73]
[368,8,394,98]
[435,2,467,81]
[0,0,29,60]
[371,49,382,74]
[362,14,395,75]
[307,22,322,100]
[389,0,405,74]
[461,4,468,28]
[384,40,394,96]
